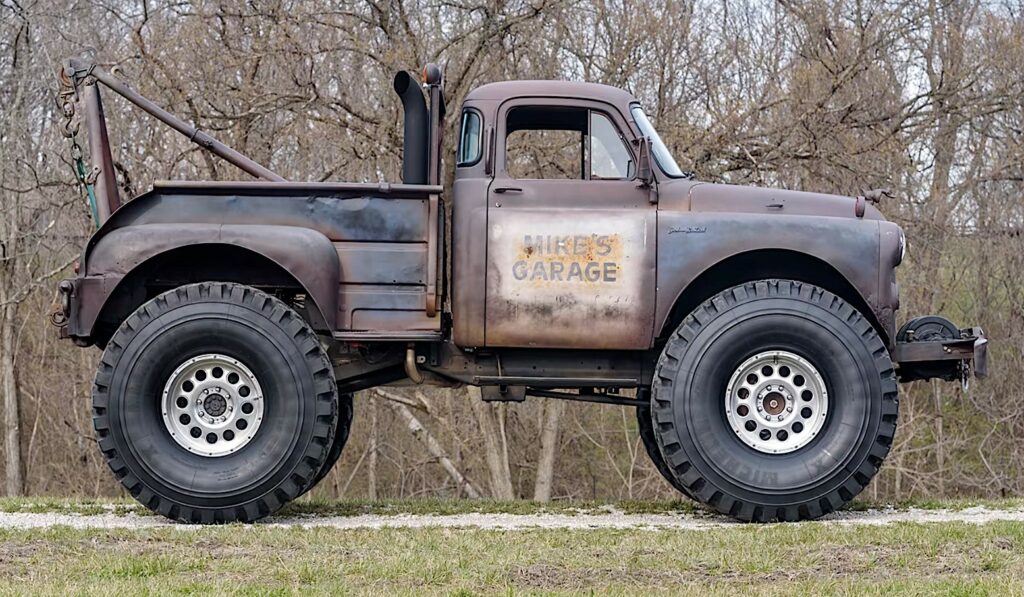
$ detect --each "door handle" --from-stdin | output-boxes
[494,186,522,194]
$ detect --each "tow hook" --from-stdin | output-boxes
[50,280,74,328]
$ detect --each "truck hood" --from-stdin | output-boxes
[660,180,885,221]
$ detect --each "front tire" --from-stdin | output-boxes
[651,279,898,522]
[301,392,354,495]
[93,283,339,523]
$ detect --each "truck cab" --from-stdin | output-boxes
[55,53,985,525]
[452,81,659,349]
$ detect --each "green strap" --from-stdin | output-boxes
[74,155,100,228]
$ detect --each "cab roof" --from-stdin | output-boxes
[464,80,639,107]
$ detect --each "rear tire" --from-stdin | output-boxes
[92,282,339,523]
[652,279,898,522]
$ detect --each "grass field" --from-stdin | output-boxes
[2,495,1023,517]
[0,499,1023,595]
[1,521,1023,594]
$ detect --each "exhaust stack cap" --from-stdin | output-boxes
[422,63,442,85]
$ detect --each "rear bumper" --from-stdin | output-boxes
[893,326,987,383]
[55,276,100,347]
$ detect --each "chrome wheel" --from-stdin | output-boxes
[725,350,828,454]
[161,354,265,457]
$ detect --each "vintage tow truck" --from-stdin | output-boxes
[54,50,986,523]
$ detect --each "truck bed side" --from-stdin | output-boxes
[68,181,443,344]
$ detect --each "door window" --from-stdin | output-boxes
[503,106,633,181]
[505,106,585,179]
[590,112,634,180]
[506,128,583,179]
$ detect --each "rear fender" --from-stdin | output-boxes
[77,223,339,336]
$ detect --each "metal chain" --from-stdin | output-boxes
[57,80,101,228]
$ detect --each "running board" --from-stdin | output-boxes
[472,375,639,387]
[333,331,442,342]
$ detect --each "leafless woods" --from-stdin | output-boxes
[1,0,1022,500]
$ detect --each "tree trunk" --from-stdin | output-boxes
[377,389,481,498]
[933,381,945,496]
[533,399,565,502]
[1,300,22,497]
[469,388,515,500]
[368,391,378,500]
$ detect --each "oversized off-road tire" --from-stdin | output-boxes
[635,397,693,499]
[652,279,898,522]
[301,392,354,495]
[92,282,339,523]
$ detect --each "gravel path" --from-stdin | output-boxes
[1,506,1023,531]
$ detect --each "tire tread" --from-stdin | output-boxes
[91,282,339,523]
[650,279,899,522]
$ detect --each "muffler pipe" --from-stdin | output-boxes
[393,71,429,185]
[405,345,424,384]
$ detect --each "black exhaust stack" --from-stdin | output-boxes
[393,71,429,185]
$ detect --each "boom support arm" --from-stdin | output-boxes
[61,50,285,224]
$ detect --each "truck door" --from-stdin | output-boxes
[485,100,656,349]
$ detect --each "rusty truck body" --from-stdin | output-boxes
[55,51,986,523]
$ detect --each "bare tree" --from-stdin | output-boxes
[533,400,565,501]
[1,0,1023,502]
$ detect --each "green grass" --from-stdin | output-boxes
[281,495,1024,517]
[277,496,708,518]
[2,495,1021,518]
[0,521,1022,594]
[0,496,146,516]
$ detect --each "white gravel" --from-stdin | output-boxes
[1,506,1023,531]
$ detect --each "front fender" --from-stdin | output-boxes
[655,212,894,343]
[72,223,339,337]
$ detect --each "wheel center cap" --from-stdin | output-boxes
[762,391,785,416]
[204,394,228,417]
[725,350,829,455]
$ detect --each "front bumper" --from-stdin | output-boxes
[892,325,987,383]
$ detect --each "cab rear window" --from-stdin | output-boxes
[457,110,483,166]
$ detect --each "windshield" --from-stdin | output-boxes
[630,106,686,178]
